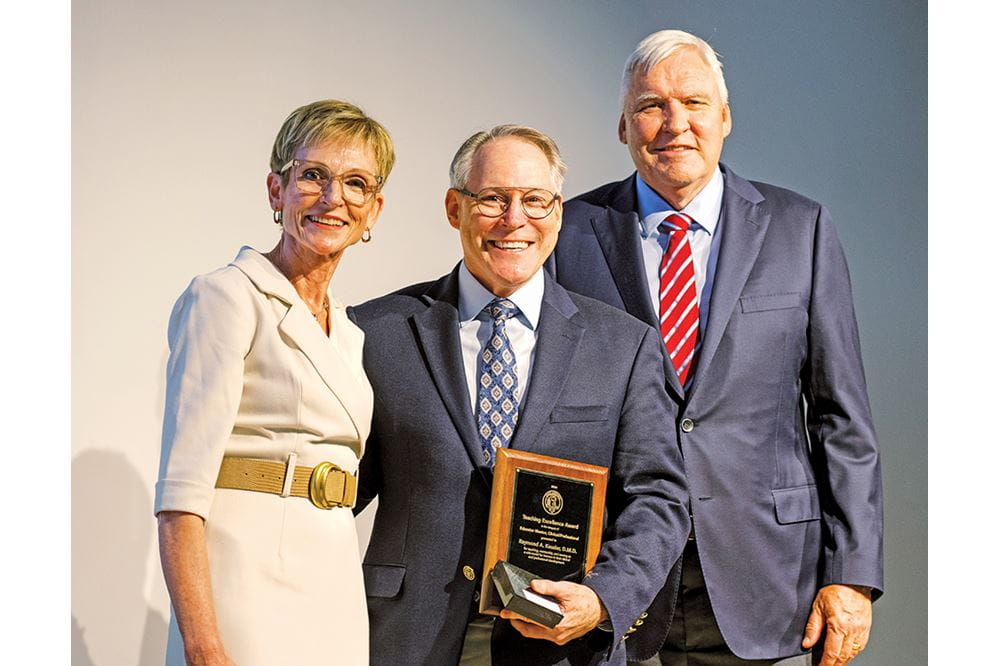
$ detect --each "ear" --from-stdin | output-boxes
[365,191,385,230]
[617,114,627,144]
[445,188,462,230]
[552,197,563,233]
[722,104,733,139]
[266,172,283,210]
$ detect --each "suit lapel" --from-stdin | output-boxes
[592,176,659,328]
[688,168,769,398]
[277,303,366,439]
[509,275,584,453]
[592,177,684,400]
[231,246,366,439]
[409,269,489,482]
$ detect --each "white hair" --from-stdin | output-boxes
[619,29,728,111]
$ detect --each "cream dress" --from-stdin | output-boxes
[155,247,373,665]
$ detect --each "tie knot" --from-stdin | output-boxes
[486,298,518,322]
[660,212,693,234]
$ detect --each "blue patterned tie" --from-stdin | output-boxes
[476,298,520,467]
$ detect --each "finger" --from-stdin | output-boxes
[842,633,867,664]
[509,618,572,645]
[801,607,825,649]
[528,578,566,597]
[499,609,545,627]
[508,618,551,640]
[819,629,848,666]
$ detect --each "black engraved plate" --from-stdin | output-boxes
[507,469,593,582]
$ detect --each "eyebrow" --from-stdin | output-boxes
[631,93,664,107]
[297,160,375,175]
[631,91,714,108]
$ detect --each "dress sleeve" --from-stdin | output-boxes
[154,271,255,520]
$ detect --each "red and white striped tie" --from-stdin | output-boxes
[658,213,700,388]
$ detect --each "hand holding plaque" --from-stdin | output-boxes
[479,449,608,626]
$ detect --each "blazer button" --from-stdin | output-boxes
[680,418,695,433]
[463,565,476,581]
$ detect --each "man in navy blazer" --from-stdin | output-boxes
[548,30,883,666]
[350,125,689,665]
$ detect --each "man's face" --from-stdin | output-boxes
[446,137,562,297]
[618,47,732,209]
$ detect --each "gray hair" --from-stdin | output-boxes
[449,124,567,192]
[620,30,728,110]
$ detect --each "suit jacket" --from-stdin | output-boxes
[349,268,689,666]
[548,167,884,661]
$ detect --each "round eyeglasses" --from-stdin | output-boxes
[280,159,382,206]
[455,187,560,220]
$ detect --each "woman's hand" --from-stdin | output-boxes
[158,511,235,665]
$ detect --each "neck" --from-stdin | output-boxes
[647,178,711,211]
[265,235,339,311]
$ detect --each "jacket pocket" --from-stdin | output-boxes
[363,563,406,598]
[772,485,820,524]
[739,293,803,313]
[549,405,609,423]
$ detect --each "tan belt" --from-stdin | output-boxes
[215,456,357,510]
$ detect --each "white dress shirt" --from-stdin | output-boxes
[457,262,544,411]
[636,167,725,328]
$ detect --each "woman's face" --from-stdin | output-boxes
[267,137,384,262]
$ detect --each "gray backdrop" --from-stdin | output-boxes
[72,0,927,663]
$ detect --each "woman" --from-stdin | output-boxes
[155,99,393,665]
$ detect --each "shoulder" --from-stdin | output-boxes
[173,262,257,314]
[567,179,628,208]
[562,177,633,222]
[166,263,259,350]
[749,179,824,219]
[349,279,440,324]
[186,262,253,296]
[721,165,825,222]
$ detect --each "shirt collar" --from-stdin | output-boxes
[458,261,543,330]
[636,166,724,237]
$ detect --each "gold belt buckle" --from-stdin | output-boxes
[308,461,354,510]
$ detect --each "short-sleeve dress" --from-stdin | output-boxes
[155,247,373,665]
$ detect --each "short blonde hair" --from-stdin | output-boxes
[449,124,566,192]
[269,99,396,186]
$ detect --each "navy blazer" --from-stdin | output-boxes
[548,166,884,661]
[350,268,689,665]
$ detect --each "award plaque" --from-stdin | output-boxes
[479,448,608,619]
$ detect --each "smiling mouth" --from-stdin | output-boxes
[488,240,531,251]
[655,145,696,153]
[306,215,347,228]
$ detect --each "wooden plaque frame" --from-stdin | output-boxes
[479,448,608,616]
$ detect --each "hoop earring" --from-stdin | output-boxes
[273,210,283,225]
[361,228,372,243]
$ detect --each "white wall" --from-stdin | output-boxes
[72,1,926,664]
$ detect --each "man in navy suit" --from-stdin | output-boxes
[350,125,690,665]
[548,30,883,666]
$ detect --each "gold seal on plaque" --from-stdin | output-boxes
[542,489,564,516]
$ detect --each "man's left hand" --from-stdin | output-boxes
[801,584,873,665]
[499,579,607,646]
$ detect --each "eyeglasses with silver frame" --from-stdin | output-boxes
[280,159,383,206]
[455,187,560,220]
